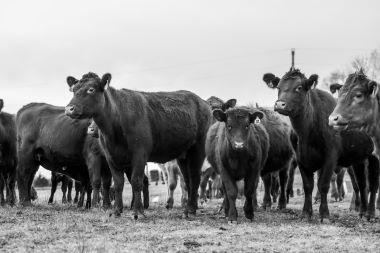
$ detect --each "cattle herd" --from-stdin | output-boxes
[0,67,379,225]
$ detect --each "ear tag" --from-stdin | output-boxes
[105,80,110,90]
[69,85,74,92]
[254,117,261,125]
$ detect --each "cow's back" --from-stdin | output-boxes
[17,103,89,169]
[115,89,212,162]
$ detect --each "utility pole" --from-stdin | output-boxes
[291,48,295,69]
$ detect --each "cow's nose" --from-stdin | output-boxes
[65,105,75,115]
[274,101,286,110]
[234,141,244,149]
[328,114,341,126]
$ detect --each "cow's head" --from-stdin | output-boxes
[65,72,111,119]
[206,96,237,111]
[328,70,379,132]
[265,69,318,117]
[87,120,99,138]
[213,107,264,151]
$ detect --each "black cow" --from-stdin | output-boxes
[263,69,379,221]
[65,72,212,218]
[206,106,269,223]
[17,103,93,208]
[87,120,149,209]
[0,99,17,206]
[48,172,73,204]
[199,97,237,203]
[253,106,295,210]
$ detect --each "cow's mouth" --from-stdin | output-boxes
[274,108,291,116]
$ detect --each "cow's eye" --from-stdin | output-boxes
[87,88,95,94]
[354,93,364,102]
[227,125,232,131]
[295,86,302,92]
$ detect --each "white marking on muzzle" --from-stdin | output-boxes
[234,141,244,149]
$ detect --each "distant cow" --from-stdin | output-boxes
[87,120,149,209]
[48,172,73,204]
[264,68,379,221]
[65,72,212,218]
[160,160,188,209]
[17,103,93,209]
[0,99,17,206]
[206,106,269,223]
[329,69,380,211]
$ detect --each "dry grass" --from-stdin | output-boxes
[0,175,379,252]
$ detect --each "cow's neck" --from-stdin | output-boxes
[93,88,123,141]
[289,92,315,137]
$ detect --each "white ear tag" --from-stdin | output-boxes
[254,117,261,125]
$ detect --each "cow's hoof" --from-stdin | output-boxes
[300,211,312,221]
[228,220,238,225]
[320,217,331,224]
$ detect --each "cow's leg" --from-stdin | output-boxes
[101,166,112,209]
[6,169,16,206]
[347,167,360,211]
[74,181,80,204]
[220,169,238,223]
[17,149,38,207]
[318,158,335,222]
[278,165,289,210]
[299,165,314,220]
[108,166,124,217]
[125,169,135,209]
[178,143,203,216]
[67,179,73,203]
[142,175,149,209]
[61,179,68,204]
[336,168,346,201]
[377,187,380,210]
[314,170,321,203]
[0,174,5,206]
[352,162,368,218]
[77,184,85,208]
[271,174,279,203]
[48,176,58,204]
[286,159,296,202]
[85,182,92,209]
[262,174,272,210]
[244,167,260,221]
[178,170,188,208]
[330,172,339,202]
[166,167,177,209]
[366,155,379,220]
[86,155,101,207]
[131,151,147,219]
[199,167,213,204]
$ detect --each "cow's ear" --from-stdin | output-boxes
[263,73,280,88]
[67,76,78,91]
[369,81,379,98]
[330,83,343,94]
[221,99,237,111]
[100,73,112,90]
[303,74,318,91]
[0,99,3,112]
[213,109,227,122]
[249,111,264,124]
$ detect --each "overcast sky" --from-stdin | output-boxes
[2,0,380,115]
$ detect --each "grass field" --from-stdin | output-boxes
[0,174,379,252]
